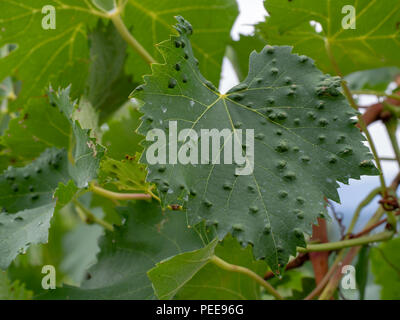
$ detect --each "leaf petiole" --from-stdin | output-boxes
[108,10,156,65]
[90,183,153,201]
[73,200,114,231]
[209,255,283,300]
[298,231,393,253]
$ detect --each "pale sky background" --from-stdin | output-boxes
[220,0,400,234]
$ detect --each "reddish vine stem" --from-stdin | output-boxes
[358,78,400,127]
[309,218,330,285]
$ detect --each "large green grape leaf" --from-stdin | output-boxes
[132,17,378,272]
[122,0,238,85]
[39,201,211,300]
[148,235,267,300]
[0,0,98,106]
[258,0,400,75]
[371,237,400,299]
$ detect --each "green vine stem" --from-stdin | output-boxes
[351,90,400,101]
[108,9,156,65]
[209,255,283,300]
[90,183,152,201]
[297,231,393,253]
[74,200,114,231]
[346,187,381,237]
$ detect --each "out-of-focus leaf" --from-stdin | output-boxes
[371,237,400,299]
[258,0,400,75]
[356,245,370,300]
[123,0,239,85]
[101,107,143,160]
[86,21,134,121]
[0,0,97,106]
[227,34,266,81]
[132,16,378,272]
[39,201,211,299]
[345,67,400,91]
[99,156,149,193]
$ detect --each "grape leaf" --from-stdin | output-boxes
[0,148,69,214]
[1,0,239,117]
[99,156,150,193]
[101,107,143,160]
[0,271,33,300]
[40,201,211,300]
[123,0,239,85]
[148,239,219,300]
[227,34,266,81]
[6,198,93,292]
[345,67,400,92]
[0,0,97,106]
[265,270,305,299]
[48,87,105,188]
[0,203,55,270]
[1,98,70,164]
[55,180,78,210]
[0,86,105,268]
[86,21,134,121]
[0,148,70,269]
[371,237,400,299]
[59,216,103,284]
[2,86,105,171]
[258,0,400,75]
[355,245,370,300]
[132,16,378,272]
[148,235,268,300]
